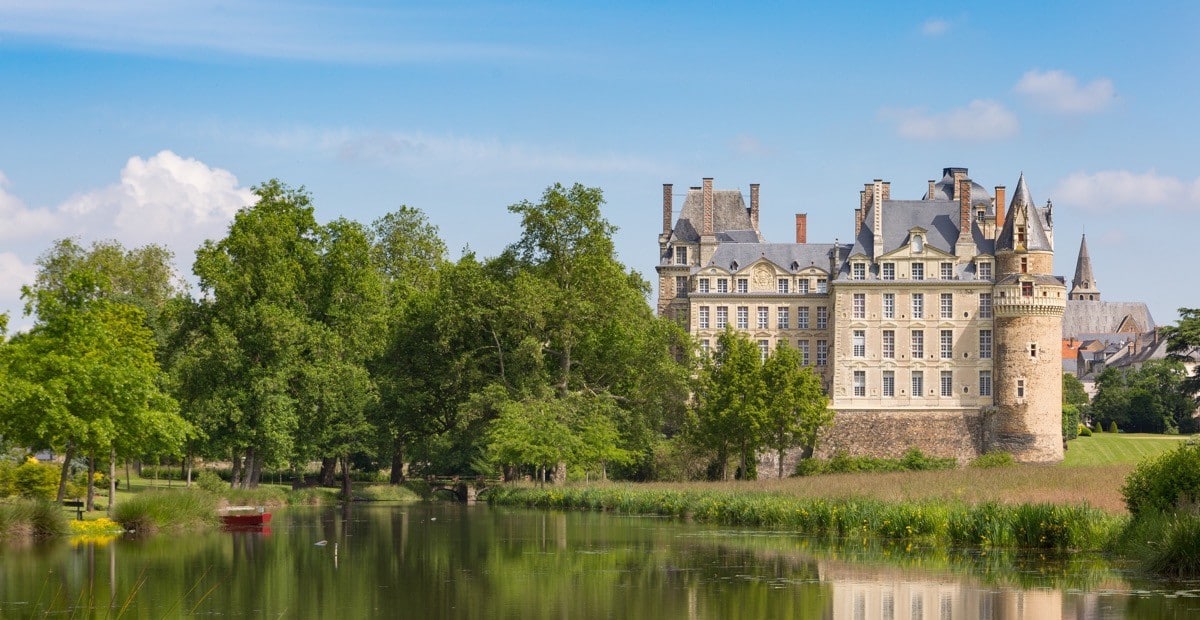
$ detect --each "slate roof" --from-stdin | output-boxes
[995,173,1054,252]
[922,168,994,208]
[1070,234,1100,295]
[670,188,763,243]
[850,199,963,258]
[1062,300,1156,337]
[702,243,848,274]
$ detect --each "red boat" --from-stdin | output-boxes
[220,507,272,528]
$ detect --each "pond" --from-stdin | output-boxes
[1,502,1197,618]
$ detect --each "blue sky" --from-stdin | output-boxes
[1,1,1196,331]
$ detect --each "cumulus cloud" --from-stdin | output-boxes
[1052,169,1200,211]
[880,100,1019,141]
[921,18,950,36]
[0,151,254,329]
[1014,69,1115,114]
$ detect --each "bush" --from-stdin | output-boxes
[971,451,1015,469]
[194,469,227,493]
[13,458,60,500]
[796,449,955,476]
[1110,421,1119,433]
[1122,440,1200,517]
[1078,425,1092,437]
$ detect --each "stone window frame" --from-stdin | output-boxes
[777,278,789,294]
[940,371,953,397]
[940,293,953,319]
[882,262,895,281]
[852,262,867,281]
[940,329,953,359]
[698,306,710,329]
[757,306,769,329]
[715,306,728,329]
[674,246,689,266]
[911,371,924,398]
[940,262,954,280]
[736,278,749,294]
[717,278,729,294]
[852,330,866,358]
[853,293,866,319]
[883,293,895,319]
[736,306,749,329]
[698,278,710,294]
[776,306,790,329]
[882,370,895,397]
[979,329,992,359]
[911,262,925,281]
[853,370,866,397]
[797,306,810,329]
[882,330,895,359]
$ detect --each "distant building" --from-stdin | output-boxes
[657,168,1067,474]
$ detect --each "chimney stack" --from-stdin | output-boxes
[855,208,863,238]
[662,184,673,235]
[872,180,884,261]
[749,183,760,231]
[952,169,967,200]
[702,177,714,237]
[958,178,972,237]
[994,186,1006,232]
[928,180,936,200]
[795,213,807,243]
[881,181,891,201]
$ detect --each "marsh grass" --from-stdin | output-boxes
[112,490,219,533]
[0,499,69,541]
[352,484,422,502]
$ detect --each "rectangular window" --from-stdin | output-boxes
[716,306,728,329]
[979,370,992,396]
[698,306,710,329]
[816,278,828,294]
[674,246,688,265]
[853,293,866,319]
[736,306,748,329]
[911,330,924,359]
[979,293,993,318]
[940,293,953,319]
[777,307,790,329]
[816,307,828,329]
[797,306,810,329]
[759,339,770,361]
[882,330,895,359]
[698,278,710,294]
[853,330,866,357]
[1022,281,1034,297]
[853,370,866,397]
[883,293,895,319]
[798,340,810,365]
[700,339,710,353]
[882,371,895,397]
[979,329,992,359]
[1030,342,1038,358]
[912,371,924,398]
[853,263,866,280]
[798,279,810,294]
[816,340,828,366]
[940,329,953,359]
[941,371,953,397]
[757,306,769,329]
[882,263,895,281]
[777,278,789,294]
[912,293,924,319]
[1021,257,1029,274]
[676,276,688,296]
[978,262,992,280]
[1017,379,1026,399]
[941,262,954,280]
[736,278,748,293]
[912,263,924,281]
[717,278,729,293]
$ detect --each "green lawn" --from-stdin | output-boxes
[1062,433,1190,467]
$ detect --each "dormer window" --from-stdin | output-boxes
[1016,226,1027,245]
[674,246,688,265]
[882,262,895,280]
[912,234,924,253]
[717,278,729,293]
[1021,281,1033,297]
[978,261,992,280]
[852,262,866,280]
[736,278,748,294]
[698,278,710,294]
[911,263,924,281]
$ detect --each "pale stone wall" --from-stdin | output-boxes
[992,312,1064,462]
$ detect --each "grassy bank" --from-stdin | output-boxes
[1062,433,1189,467]
[0,499,69,542]
[487,485,1122,551]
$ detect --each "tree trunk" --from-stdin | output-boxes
[107,449,116,518]
[56,444,75,503]
[125,460,132,491]
[553,461,566,486]
[86,455,96,511]
[389,436,406,484]
[230,452,242,488]
[340,455,352,500]
[185,452,193,488]
[320,458,337,486]
[777,448,785,479]
[250,450,263,488]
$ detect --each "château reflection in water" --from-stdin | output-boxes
[0,503,1195,619]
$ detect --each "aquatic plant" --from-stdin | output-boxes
[113,490,218,533]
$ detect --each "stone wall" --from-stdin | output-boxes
[757,408,986,478]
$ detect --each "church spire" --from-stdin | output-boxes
[1069,234,1101,301]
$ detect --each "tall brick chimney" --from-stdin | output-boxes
[854,208,863,238]
[702,177,714,237]
[928,180,936,200]
[662,184,673,235]
[881,181,891,201]
[795,213,807,243]
[955,177,975,258]
[952,169,967,200]
[749,183,760,231]
[994,186,1006,232]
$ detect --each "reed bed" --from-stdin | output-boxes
[0,499,69,541]
[112,490,219,534]
[487,485,1123,552]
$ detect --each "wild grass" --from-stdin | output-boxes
[0,499,69,541]
[488,486,1124,552]
[112,490,219,534]
[351,484,422,502]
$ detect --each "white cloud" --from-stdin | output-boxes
[729,134,775,157]
[1013,69,1115,114]
[921,18,950,36]
[881,100,1019,141]
[1052,169,1200,211]
[0,151,254,328]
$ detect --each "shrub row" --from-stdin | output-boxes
[486,486,1120,551]
[795,448,958,476]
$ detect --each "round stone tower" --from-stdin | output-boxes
[990,174,1065,463]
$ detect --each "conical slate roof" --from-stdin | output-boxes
[995,173,1053,252]
[1071,234,1100,297]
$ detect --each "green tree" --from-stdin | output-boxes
[1164,307,1200,402]
[691,330,766,480]
[760,341,831,478]
[1091,361,1194,434]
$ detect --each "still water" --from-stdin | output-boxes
[1,502,1198,619]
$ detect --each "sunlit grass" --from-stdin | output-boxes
[1062,433,1189,467]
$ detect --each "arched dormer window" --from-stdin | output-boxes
[911,235,924,253]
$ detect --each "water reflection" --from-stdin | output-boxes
[0,503,1197,618]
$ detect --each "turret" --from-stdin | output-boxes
[1069,234,1101,301]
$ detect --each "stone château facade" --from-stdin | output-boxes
[656,168,1066,474]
